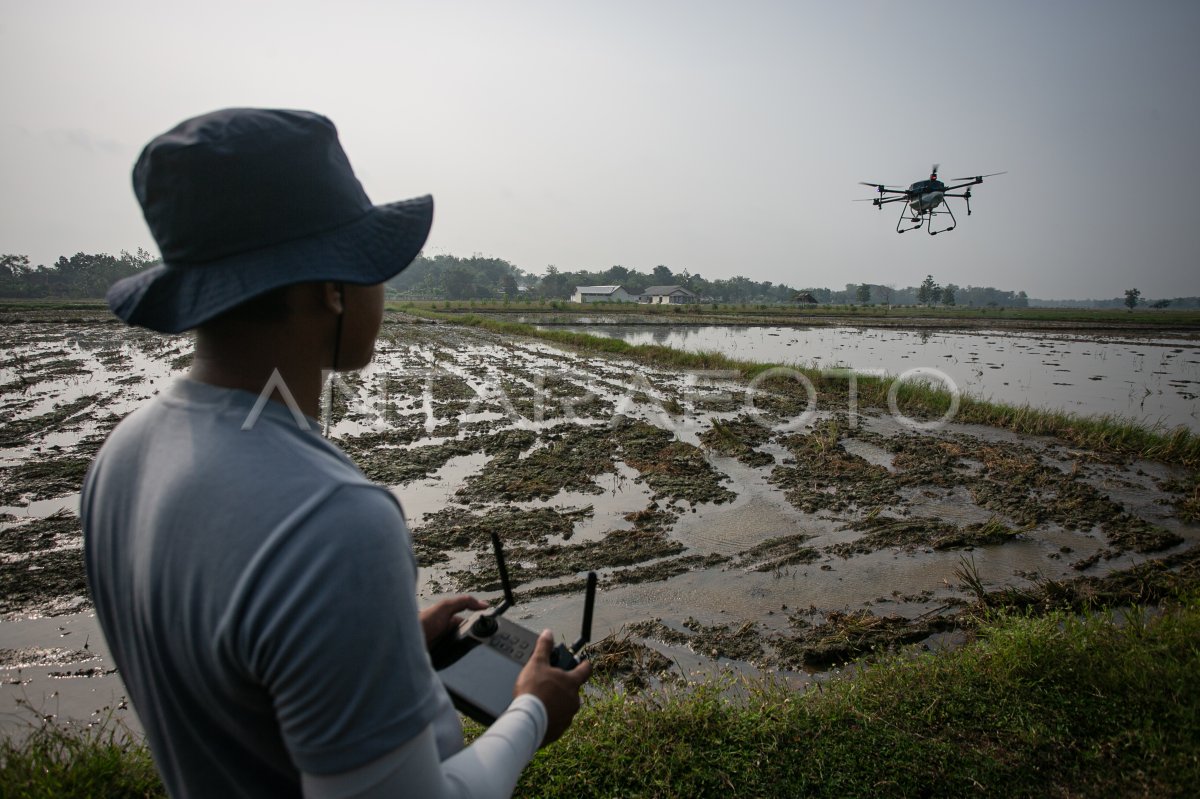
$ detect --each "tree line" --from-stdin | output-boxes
[1,251,158,299]
[3,250,1191,309]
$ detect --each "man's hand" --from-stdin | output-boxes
[514,629,593,747]
[420,595,488,648]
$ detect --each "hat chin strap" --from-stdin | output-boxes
[331,283,345,372]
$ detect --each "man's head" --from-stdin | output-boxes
[108,108,432,334]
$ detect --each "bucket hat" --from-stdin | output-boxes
[107,108,433,333]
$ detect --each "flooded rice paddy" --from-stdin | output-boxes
[2,311,1198,732]
[552,324,1200,431]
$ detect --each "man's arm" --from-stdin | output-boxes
[302,630,591,799]
[302,694,547,799]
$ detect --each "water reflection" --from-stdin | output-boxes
[550,325,1200,430]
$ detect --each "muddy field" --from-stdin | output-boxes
[2,310,1198,719]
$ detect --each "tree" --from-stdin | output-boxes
[1124,288,1141,311]
[1150,299,1170,309]
[501,274,519,300]
[942,284,957,307]
[538,270,574,300]
[443,265,480,299]
[651,264,674,285]
[917,275,939,306]
[855,283,871,304]
[602,265,630,285]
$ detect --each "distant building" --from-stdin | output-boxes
[639,285,698,304]
[572,285,635,303]
[792,291,819,305]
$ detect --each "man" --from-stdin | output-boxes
[82,108,591,798]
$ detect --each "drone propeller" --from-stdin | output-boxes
[949,171,1007,180]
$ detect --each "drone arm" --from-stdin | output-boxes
[941,179,981,192]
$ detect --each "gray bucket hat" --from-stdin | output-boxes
[107,108,433,333]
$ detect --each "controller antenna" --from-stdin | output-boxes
[490,531,516,614]
[570,572,597,654]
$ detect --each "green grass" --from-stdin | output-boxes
[513,600,1200,798]
[8,600,1198,798]
[0,709,162,799]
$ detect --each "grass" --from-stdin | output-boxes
[0,707,161,799]
[513,599,1200,798]
[7,599,1198,798]
[403,309,1200,469]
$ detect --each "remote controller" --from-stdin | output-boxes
[431,531,596,725]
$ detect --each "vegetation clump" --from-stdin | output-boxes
[412,505,592,565]
[769,420,900,514]
[730,533,821,572]
[777,609,948,670]
[629,617,767,665]
[827,515,1021,556]
[699,415,775,467]
[0,394,104,448]
[0,455,91,506]
[456,425,614,502]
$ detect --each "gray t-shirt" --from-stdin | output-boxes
[82,378,442,797]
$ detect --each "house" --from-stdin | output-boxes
[792,291,819,305]
[638,285,698,305]
[571,285,635,303]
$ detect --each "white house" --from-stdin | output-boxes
[638,285,698,304]
[572,285,635,303]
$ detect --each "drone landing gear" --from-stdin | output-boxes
[895,204,924,234]
[926,204,957,236]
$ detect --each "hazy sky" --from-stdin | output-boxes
[3,1,1198,299]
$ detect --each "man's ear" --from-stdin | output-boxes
[321,282,345,315]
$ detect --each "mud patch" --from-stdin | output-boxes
[0,510,79,555]
[775,609,952,670]
[0,455,90,506]
[0,394,105,449]
[456,425,613,502]
[827,515,1022,557]
[0,548,88,617]
[585,632,681,690]
[629,617,767,665]
[412,505,592,565]
[769,419,899,514]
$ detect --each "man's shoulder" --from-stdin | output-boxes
[86,380,382,517]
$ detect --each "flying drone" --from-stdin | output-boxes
[857,165,1005,235]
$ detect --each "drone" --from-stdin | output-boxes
[857,165,1005,235]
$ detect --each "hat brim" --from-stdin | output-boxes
[107,195,433,333]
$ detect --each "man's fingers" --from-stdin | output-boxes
[439,595,487,624]
[569,658,593,686]
[448,594,487,613]
[532,628,554,661]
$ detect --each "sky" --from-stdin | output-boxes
[2,1,1198,300]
